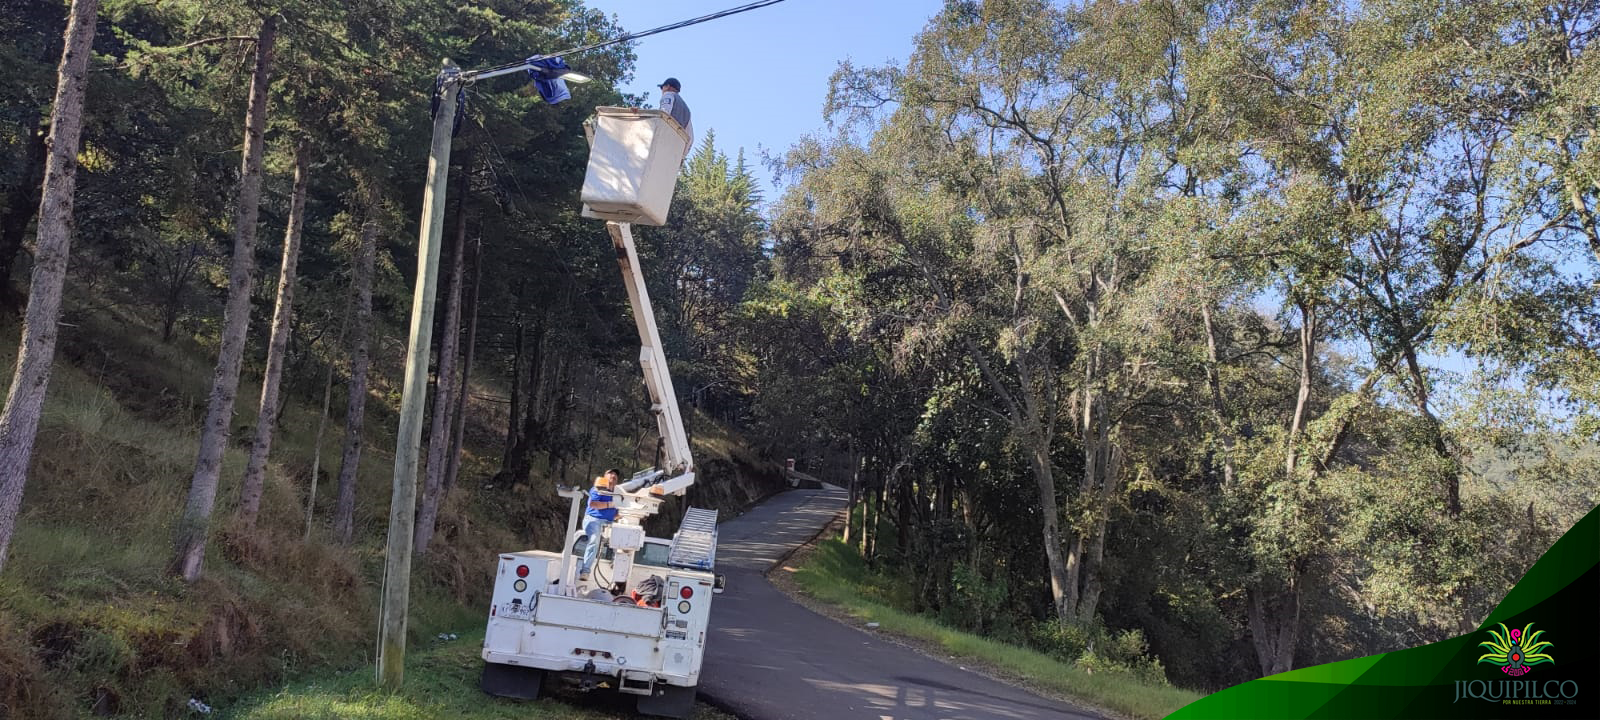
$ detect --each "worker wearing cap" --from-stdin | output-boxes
[658,77,694,148]
[578,469,621,582]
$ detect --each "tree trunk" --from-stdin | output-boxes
[551,377,576,486]
[862,464,877,562]
[333,180,379,545]
[540,354,568,435]
[238,142,310,527]
[1245,299,1319,674]
[1025,435,1074,621]
[1201,304,1238,485]
[0,111,48,313]
[866,468,886,565]
[414,185,468,557]
[305,307,349,542]
[938,469,955,608]
[844,446,860,547]
[442,236,480,498]
[1402,345,1461,516]
[894,463,912,557]
[1077,438,1119,622]
[1248,578,1301,676]
[172,15,274,580]
[0,0,99,574]
[1064,351,1109,620]
[502,320,546,483]
[957,303,1075,621]
[502,318,524,468]
[1285,300,1316,476]
[531,335,556,439]
[544,358,573,476]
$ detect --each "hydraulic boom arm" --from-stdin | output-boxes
[608,221,695,497]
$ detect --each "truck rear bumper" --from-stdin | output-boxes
[483,648,697,689]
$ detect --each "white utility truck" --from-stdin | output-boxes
[479,107,723,719]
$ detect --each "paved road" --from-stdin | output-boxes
[700,488,1102,720]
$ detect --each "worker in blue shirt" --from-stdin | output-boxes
[578,468,622,582]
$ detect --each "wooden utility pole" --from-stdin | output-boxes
[378,62,458,689]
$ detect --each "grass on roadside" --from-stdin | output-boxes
[225,629,732,720]
[789,539,1202,720]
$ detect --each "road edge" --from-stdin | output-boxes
[765,507,846,575]
[762,519,1132,720]
[695,489,845,720]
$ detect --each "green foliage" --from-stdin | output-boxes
[793,539,1198,720]
[760,0,1598,692]
[1,0,1595,713]
[945,562,1009,635]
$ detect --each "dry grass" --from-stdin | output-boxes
[0,308,777,718]
[0,315,517,716]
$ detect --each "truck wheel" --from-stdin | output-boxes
[635,684,696,719]
[480,662,543,700]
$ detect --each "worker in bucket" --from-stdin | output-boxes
[578,469,622,583]
[658,77,694,147]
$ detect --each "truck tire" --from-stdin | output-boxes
[480,662,543,700]
[635,683,696,719]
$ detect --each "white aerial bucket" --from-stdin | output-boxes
[580,107,689,226]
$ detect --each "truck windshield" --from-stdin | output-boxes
[573,538,672,568]
[636,541,671,568]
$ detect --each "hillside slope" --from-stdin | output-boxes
[0,304,785,718]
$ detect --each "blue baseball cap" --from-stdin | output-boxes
[658,77,681,91]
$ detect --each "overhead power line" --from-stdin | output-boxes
[463,0,790,82]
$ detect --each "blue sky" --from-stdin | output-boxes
[586,0,942,200]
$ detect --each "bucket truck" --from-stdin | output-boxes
[480,108,721,720]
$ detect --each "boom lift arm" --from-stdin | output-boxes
[609,220,695,498]
[557,220,695,591]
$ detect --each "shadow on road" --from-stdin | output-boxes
[699,488,1099,720]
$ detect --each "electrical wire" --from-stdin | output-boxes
[463,0,790,81]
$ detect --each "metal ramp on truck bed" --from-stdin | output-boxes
[667,507,718,570]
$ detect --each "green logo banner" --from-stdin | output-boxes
[1169,506,1599,719]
